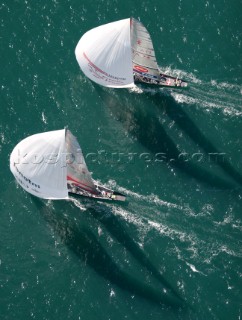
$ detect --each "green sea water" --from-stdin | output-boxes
[1,1,242,319]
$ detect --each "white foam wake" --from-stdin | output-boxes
[68,196,87,211]
[129,67,242,117]
[105,179,184,211]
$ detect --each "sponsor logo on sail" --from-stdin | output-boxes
[133,65,149,73]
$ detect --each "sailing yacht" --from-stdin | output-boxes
[75,17,188,88]
[10,129,126,201]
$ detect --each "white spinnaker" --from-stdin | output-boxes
[75,18,134,88]
[65,130,98,194]
[10,129,68,199]
[131,18,160,79]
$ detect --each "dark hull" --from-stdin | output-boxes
[133,70,188,88]
[68,182,126,202]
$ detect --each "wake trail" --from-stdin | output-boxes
[68,196,87,212]
[130,68,242,117]
[106,179,184,211]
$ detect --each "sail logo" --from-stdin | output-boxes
[133,65,149,73]
[83,52,126,84]
[14,163,40,189]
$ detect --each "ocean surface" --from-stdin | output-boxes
[1,1,242,319]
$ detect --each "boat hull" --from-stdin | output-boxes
[67,182,126,201]
[133,70,188,88]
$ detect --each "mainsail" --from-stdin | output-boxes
[10,129,68,199]
[65,130,98,195]
[131,18,160,79]
[75,18,134,88]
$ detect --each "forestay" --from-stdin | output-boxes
[65,130,98,194]
[131,18,160,79]
[10,129,69,199]
[75,18,134,88]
